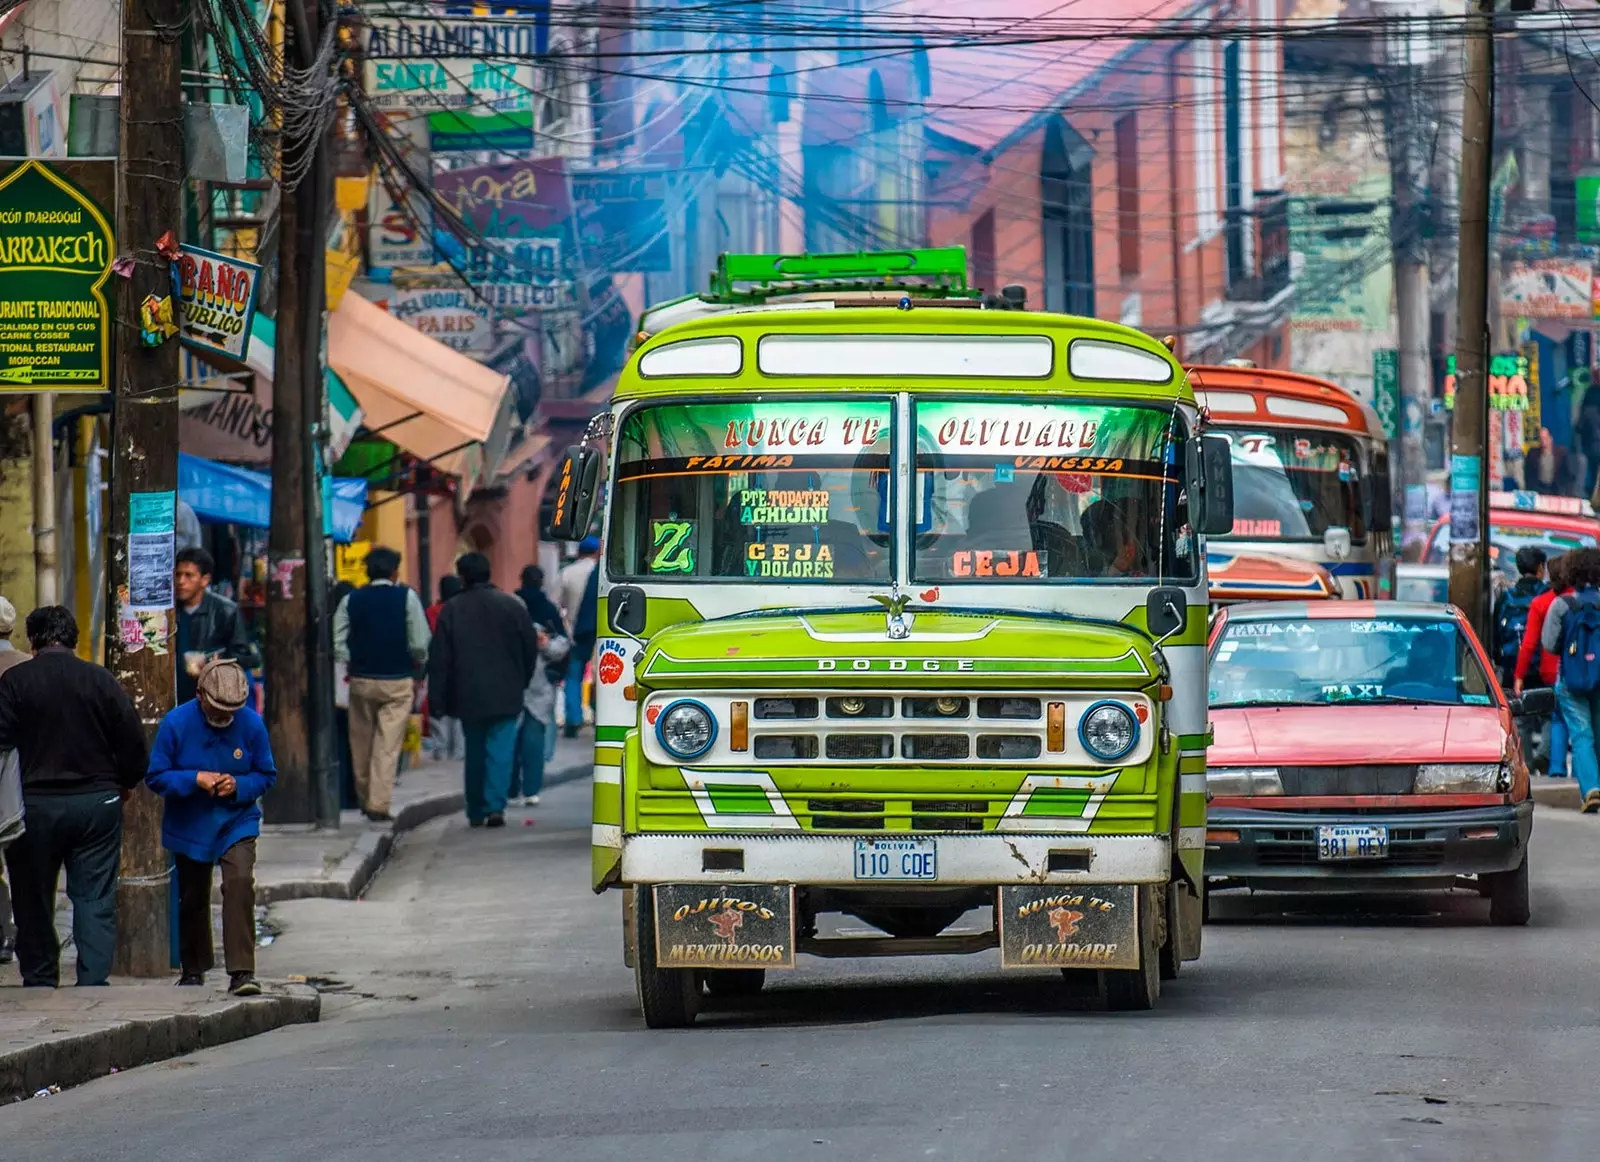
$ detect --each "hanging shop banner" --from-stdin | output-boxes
[0,159,114,390]
[363,13,542,113]
[571,168,673,273]
[429,230,567,311]
[1441,352,1532,412]
[385,287,493,354]
[1500,258,1594,320]
[434,159,570,239]
[175,244,259,360]
[1371,348,1399,440]
[428,109,535,154]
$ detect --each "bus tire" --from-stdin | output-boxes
[1159,881,1181,981]
[634,887,700,1028]
[1100,884,1161,1012]
[702,969,766,998]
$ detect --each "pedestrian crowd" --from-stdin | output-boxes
[1496,544,1600,812]
[0,533,597,989]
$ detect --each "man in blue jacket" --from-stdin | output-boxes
[147,659,276,995]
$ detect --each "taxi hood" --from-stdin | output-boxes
[636,608,1158,691]
[1211,703,1506,765]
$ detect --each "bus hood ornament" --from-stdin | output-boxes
[871,587,913,640]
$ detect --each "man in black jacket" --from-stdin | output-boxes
[0,607,148,986]
[427,553,539,828]
[175,547,258,705]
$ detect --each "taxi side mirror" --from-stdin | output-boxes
[1511,687,1555,717]
[548,445,602,541]
[1187,434,1235,537]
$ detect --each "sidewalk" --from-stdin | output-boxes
[1531,775,1581,810]
[0,733,595,1104]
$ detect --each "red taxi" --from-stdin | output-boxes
[1205,600,1548,924]
[1424,490,1600,582]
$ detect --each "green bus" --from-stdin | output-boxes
[550,248,1232,1025]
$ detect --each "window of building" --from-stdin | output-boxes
[1193,41,1220,239]
[1115,113,1140,278]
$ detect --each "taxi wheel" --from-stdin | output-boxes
[634,888,700,1028]
[702,969,766,998]
[1486,856,1531,927]
[1100,884,1161,1011]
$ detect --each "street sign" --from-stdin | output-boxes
[1372,348,1398,440]
[363,11,544,113]
[175,244,259,360]
[386,287,493,354]
[0,159,114,390]
[434,158,569,239]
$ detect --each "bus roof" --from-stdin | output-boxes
[1186,364,1383,439]
[616,308,1194,404]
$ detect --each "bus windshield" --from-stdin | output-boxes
[911,399,1196,583]
[607,399,893,583]
[1213,426,1365,542]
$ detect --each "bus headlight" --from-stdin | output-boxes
[1079,701,1138,761]
[657,700,716,760]
[1415,763,1506,794]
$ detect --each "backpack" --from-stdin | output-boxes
[1494,583,1542,666]
[1559,587,1600,694]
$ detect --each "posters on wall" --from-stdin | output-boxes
[0,159,114,390]
[1499,258,1593,320]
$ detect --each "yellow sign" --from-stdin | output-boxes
[336,540,371,585]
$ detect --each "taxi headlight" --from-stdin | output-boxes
[1079,701,1139,761]
[1206,767,1285,796]
[657,700,716,759]
[1415,763,1507,794]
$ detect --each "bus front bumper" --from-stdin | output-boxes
[618,832,1171,886]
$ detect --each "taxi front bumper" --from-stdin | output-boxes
[1205,800,1533,883]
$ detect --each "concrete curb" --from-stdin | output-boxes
[1532,779,1581,811]
[257,757,591,903]
[0,985,320,1105]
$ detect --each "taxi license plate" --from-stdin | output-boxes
[1317,824,1389,861]
[854,838,938,881]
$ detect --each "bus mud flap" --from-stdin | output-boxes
[997,884,1139,970]
[652,883,797,970]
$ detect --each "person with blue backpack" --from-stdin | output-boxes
[1493,546,1548,688]
[1541,548,1600,812]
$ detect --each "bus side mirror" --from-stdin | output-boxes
[1188,434,1235,537]
[548,445,602,541]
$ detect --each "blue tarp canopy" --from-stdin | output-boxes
[179,452,368,544]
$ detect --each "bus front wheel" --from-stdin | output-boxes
[633,887,700,1028]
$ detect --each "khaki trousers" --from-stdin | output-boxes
[347,677,414,814]
[175,837,257,976]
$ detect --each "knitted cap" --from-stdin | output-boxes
[0,597,13,636]
[197,658,249,711]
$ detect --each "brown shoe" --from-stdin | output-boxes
[1583,790,1600,814]
[228,972,261,996]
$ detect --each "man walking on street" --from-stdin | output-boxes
[427,552,539,828]
[334,546,430,822]
[147,659,275,995]
[175,547,258,706]
[0,595,26,966]
[559,538,599,736]
[0,607,148,987]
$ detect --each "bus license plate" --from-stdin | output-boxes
[854,838,938,881]
[1317,824,1388,861]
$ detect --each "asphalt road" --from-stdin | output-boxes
[8,775,1600,1162]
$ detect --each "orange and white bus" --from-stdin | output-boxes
[1189,364,1394,599]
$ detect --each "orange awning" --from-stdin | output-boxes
[328,292,514,483]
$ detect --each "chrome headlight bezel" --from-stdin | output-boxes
[1078,700,1139,762]
[656,698,717,760]
[1415,762,1508,794]
[1206,767,1285,796]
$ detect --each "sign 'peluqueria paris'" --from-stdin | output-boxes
[0,160,115,389]
[547,248,1237,1025]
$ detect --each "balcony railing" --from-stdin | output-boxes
[1224,192,1291,303]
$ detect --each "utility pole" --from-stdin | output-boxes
[109,0,182,976]
[1385,20,1433,561]
[265,0,333,824]
[32,391,56,604]
[1450,0,1494,642]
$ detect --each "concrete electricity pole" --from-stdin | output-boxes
[109,0,183,976]
[1449,0,1495,641]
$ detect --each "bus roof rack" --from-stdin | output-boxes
[706,247,980,304]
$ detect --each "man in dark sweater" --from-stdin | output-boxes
[427,552,539,827]
[333,546,430,822]
[0,607,148,986]
[174,547,257,706]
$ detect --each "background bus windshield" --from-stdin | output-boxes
[1215,426,1365,541]
[607,400,892,583]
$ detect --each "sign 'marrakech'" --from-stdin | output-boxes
[0,159,114,390]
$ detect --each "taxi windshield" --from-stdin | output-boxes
[1213,426,1365,542]
[607,399,893,583]
[1208,616,1494,708]
[910,399,1197,584]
